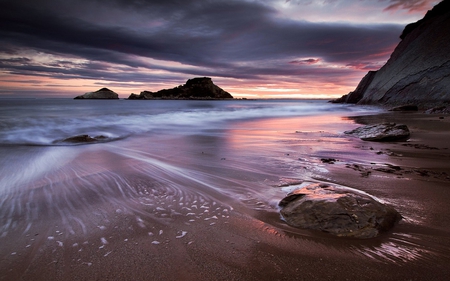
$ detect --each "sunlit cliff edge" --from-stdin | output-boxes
[332,0,450,109]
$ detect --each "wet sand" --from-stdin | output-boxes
[1,111,450,280]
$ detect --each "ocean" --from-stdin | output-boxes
[0,98,377,236]
[3,98,449,279]
[0,99,375,146]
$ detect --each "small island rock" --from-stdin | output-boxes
[74,88,119,99]
[344,123,410,141]
[128,77,233,100]
[279,183,401,239]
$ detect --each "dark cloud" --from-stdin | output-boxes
[0,0,407,95]
[289,58,321,64]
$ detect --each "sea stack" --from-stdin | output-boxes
[332,0,450,108]
[74,88,119,99]
[128,77,233,100]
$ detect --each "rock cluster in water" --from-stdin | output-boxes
[344,123,410,142]
[332,0,450,108]
[74,88,119,99]
[279,183,401,239]
[128,77,233,100]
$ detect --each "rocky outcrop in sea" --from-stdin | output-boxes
[128,77,233,100]
[74,88,119,99]
[332,0,450,109]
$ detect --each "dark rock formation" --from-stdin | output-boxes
[332,0,450,108]
[330,71,377,104]
[54,134,108,144]
[344,123,410,141]
[74,88,119,99]
[425,106,450,114]
[128,77,233,100]
[279,183,401,239]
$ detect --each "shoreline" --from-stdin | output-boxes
[1,110,450,280]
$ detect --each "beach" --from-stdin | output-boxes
[0,100,449,280]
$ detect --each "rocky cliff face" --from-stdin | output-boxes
[334,0,450,108]
[128,77,233,100]
[74,88,119,99]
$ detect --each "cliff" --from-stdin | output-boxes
[128,77,233,100]
[74,88,119,99]
[333,0,450,108]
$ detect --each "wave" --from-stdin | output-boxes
[0,99,380,146]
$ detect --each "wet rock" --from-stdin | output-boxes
[321,158,337,164]
[344,123,410,141]
[56,134,108,144]
[425,106,450,114]
[74,88,119,99]
[401,143,439,150]
[279,183,401,239]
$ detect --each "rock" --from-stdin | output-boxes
[330,71,377,104]
[388,104,419,111]
[74,88,119,99]
[328,93,348,104]
[127,77,233,100]
[55,134,108,144]
[425,106,450,114]
[128,91,155,100]
[333,0,450,108]
[128,93,141,100]
[321,158,337,164]
[344,123,410,141]
[279,183,401,239]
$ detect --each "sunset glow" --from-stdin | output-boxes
[0,0,439,98]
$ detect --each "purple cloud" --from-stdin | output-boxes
[0,0,427,97]
[384,0,439,12]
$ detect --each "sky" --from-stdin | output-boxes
[0,0,440,99]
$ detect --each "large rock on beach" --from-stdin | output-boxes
[74,88,119,99]
[279,183,401,239]
[344,123,410,141]
[128,77,233,100]
[332,0,450,108]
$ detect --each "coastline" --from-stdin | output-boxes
[1,109,450,280]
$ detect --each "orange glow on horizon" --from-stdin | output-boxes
[0,72,359,99]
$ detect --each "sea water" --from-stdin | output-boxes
[1,98,401,260]
[0,99,380,233]
[2,98,450,276]
[0,99,373,146]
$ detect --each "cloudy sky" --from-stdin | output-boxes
[0,0,439,98]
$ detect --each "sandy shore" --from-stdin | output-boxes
[1,111,450,281]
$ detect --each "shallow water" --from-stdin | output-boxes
[1,99,449,278]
